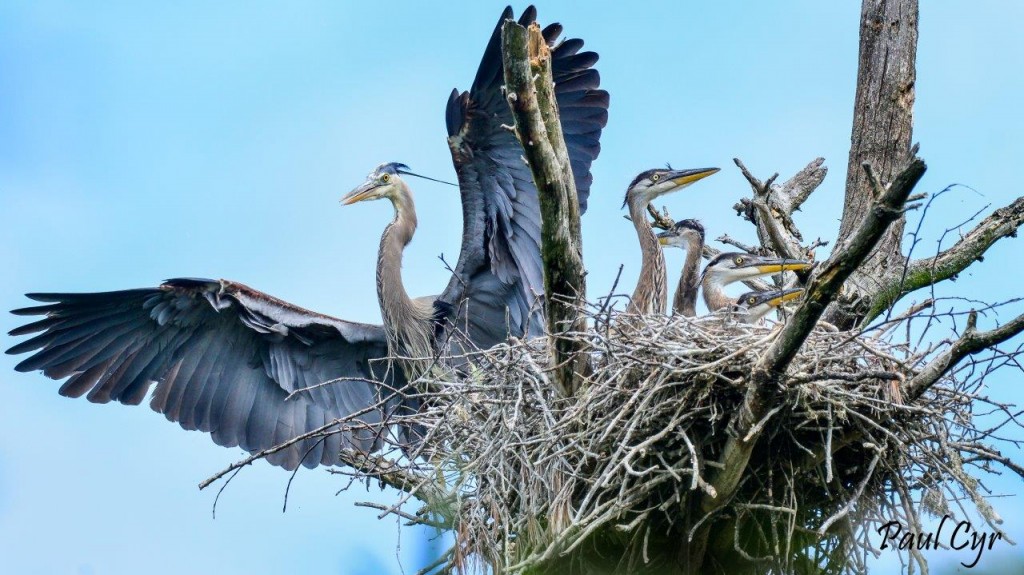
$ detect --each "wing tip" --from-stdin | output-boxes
[519,5,537,26]
[10,304,53,317]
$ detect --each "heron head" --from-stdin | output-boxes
[623,167,719,209]
[703,252,812,285]
[657,218,705,248]
[342,162,411,205]
[731,288,804,322]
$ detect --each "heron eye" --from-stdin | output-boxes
[748,296,757,305]
[651,174,661,182]
[380,173,391,184]
[734,256,744,265]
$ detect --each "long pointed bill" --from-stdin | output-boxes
[341,181,379,205]
[668,167,720,188]
[753,258,813,275]
[766,288,804,308]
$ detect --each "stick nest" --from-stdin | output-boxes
[320,301,1015,575]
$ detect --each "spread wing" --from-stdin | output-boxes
[6,278,416,470]
[437,5,608,350]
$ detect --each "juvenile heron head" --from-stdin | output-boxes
[622,167,719,209]
[657,219,706,248]
[342,162,412,205]
[731,288,804,322]
[702,252,812,286]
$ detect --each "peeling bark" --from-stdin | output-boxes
[501,21,589,397]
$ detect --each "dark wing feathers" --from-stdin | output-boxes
[6,278,412,470]
[6,7,603,473]
[438,6,608,349]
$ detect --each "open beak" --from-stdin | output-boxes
[341,181,379,206]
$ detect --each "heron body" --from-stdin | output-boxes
[361,175,436,380]
[701,252,811,313]
[623,168,718,315]
[657,219,706,317]
[5,6,608,470]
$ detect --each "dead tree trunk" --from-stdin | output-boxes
[501,21,590,397]
[830,0,918,327]
[826,0,1024,326]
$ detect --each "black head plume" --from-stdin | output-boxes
[376,162,458,187]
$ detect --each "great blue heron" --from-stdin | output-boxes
[656,219,706,317]
[623,168,718,315]
[5,7,608,470]
[729,288,804,323]
[701,252,811,312]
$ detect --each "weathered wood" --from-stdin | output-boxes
[830,0,919,326]
[732,157,828,263]
[501,21,589,397]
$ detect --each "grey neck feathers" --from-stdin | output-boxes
[672,235,703,317]
[376,185,434,378]
[626,199,666,315]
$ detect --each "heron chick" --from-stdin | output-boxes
[730,288,804,323]
[701,252,811,312]
[657,219,706,317]
[624,168,718,315]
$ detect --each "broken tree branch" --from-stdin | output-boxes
[732,157,828,263]
[502,20,589,396]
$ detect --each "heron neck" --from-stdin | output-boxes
[627,200,666,315]
[701,273,734,312]
[377,190,433,375]
[673,236,703,317]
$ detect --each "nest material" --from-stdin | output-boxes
[321,303,1011,574]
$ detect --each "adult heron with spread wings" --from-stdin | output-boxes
[6,6,608,471]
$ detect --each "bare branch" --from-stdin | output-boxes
[646,203,675,231]
[731,157,828,262]
[781,157,828,212]
[716,234,763,255]
[864,195,1024,324]
[906,309,1024,401]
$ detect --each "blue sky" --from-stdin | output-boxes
[1,1,1022,573]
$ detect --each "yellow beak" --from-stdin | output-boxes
[756,261,812,275]
[767,289,804,308]
[670,167,720,187]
